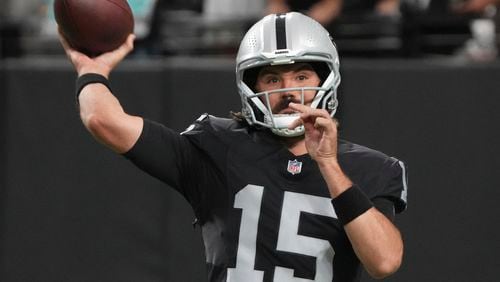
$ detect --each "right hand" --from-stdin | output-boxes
[58,30,135,78]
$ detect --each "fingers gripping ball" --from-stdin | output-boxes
[54,0,134,56]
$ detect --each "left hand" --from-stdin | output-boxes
[288,103,338,162]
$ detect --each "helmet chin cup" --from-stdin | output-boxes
[268,114,300,128]
[271,126,305,137]
[265,114,305,137]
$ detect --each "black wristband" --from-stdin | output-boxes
[331,185,374,225]
[75,73,112,102]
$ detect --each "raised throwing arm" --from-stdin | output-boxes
[59,33,143,153]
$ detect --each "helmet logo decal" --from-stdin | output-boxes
[287,159,303,175]
[275,14,287,50]
[275,50,289,55]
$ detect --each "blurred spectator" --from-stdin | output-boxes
[0,1,6,22]
[408,0,499,60]
[4,0,40,22]
[0,0,29,58]
[128,0,158,41]
[204,0,265,20]
[452,0,500,14]
[452,0,499,61]
[266,0,341,25]
[266,0,403,57]
[266,0,400,26]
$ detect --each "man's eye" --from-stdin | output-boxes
[267,78,279,83]
[297,75,308,81]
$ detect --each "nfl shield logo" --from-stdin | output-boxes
[287,159,303,175]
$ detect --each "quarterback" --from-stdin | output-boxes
[60,12,408,282]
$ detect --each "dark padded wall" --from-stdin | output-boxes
[0,60,7,271]
[1,57,499,282]
[0,59,206,282]
[339,60,500,281]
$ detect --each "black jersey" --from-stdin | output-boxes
[124,114,408,282]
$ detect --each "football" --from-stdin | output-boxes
[54,0,134,56]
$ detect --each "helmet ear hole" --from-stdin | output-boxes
[249,100,265,123]
[309,62,330,84]
[242,66,263,92]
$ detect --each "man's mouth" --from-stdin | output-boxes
[279,108,298,115]
[273,98,300,114]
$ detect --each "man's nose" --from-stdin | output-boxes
[280,79,301,99]
[281,77,297,89]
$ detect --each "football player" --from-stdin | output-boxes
[60,12,408,282]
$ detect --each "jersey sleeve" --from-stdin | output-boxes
[122,118,221,216]
[374,157,408,214]
[339,141,408,216]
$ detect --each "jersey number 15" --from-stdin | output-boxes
[227,184,338,282]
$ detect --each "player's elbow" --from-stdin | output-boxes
[83,112,107,135]
[366,249,403,279]
[368,261,401,279]
[82,112,118,146]
[81,111,140,154]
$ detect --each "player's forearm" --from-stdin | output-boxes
[318,159,403,278]
[317,158,352,197]
[344,208,403,278]
[78,83,142,153]
[79,83,121,128]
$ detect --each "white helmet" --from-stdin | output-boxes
[236,12,341,137]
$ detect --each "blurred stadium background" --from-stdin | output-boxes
[1,0,499,59]
[1,1,500,281]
